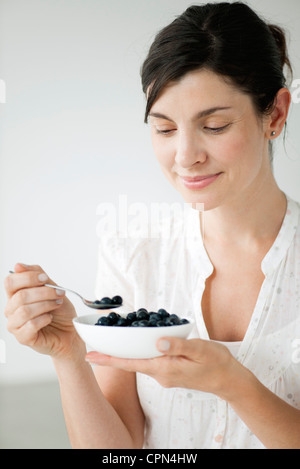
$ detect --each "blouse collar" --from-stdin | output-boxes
[261,196,299,276]
[186,195,300,278]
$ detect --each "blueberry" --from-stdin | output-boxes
[170,314,180,320]
[131,321,141,327]
[112,295,123,305]
[156,320,168,327]
[180,318,189,324]
[157,308,169,318]
[137,310,149,320]
[95,307,189,328]
[107,312,121,324]
[108,311,120,319]
[148,312,162,322]
[166,314,180,325]
[99,297,112,305]
[96,316,111,326]
[115,317,128,327]
[94,300,101,305]
[126,312,137,323]
[148,319,158,327]
[136,320,149,327]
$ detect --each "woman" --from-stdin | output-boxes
[4,2,300,449]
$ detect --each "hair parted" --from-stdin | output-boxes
[141,2,292,123]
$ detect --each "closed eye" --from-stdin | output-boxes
[155,124,231,136]
[155,128,176,135]
[204,124,230,134]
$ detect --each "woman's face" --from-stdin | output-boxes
[149,69,271,211]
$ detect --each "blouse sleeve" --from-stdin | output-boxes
[94,233,136,313]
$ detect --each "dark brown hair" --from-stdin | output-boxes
[141,2,292,124]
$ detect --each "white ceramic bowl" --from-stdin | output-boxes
[73,312,194,359]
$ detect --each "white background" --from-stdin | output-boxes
[1,0,300,384]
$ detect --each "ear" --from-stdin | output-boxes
[267,87,291,139]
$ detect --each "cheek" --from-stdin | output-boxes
[214,133,245,165]
[214,128,261,169]
[151,137,174,170]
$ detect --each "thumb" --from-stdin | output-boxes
[156,337,204,358]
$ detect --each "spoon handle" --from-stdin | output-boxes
[44,283,84,301]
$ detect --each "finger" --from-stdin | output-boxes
[13,263,50,278]
[85,351,159,374]
[7,299,63,332]
[5,286,65,317]
[4,265,54,298]
[14,263,32,273]
[14,313,53,347]
[14,263,46,273]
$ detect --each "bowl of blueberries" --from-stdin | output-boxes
[73,296,194,359]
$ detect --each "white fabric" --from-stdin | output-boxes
[95,196,300,449]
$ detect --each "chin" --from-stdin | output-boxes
[178,188,221,212]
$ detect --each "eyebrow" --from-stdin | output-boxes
[148,106,232,122]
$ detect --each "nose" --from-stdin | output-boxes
[175,129,207,168]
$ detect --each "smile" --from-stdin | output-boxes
[179,172,223,190]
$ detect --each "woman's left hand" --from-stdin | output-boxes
[85,337,247,398]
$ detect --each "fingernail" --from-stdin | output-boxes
[56,298,63,304]
[158,339,170,352]
[38,273,48,282]
[85,352,108,363]
[85,352,98,361]
[85,356,97,365]
[55,289,65,296]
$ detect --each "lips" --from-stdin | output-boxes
[180,172,222,182]
[179,172,223,190]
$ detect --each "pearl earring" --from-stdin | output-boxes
[271,131,276,137]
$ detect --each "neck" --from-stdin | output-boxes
[200,175,287,248]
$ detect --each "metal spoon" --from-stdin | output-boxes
[8,271,122,310]
[43,283,123,310]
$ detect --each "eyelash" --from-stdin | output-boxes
[155,124,230,136]
[205,124,230,134]
[155,129,174,135]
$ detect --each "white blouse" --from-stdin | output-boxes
[95,196,300,449]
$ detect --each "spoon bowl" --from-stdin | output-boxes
[44,284,123,310]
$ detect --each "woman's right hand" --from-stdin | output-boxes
[4,263,86,362]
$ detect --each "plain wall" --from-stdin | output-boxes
[1,0,300,384]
